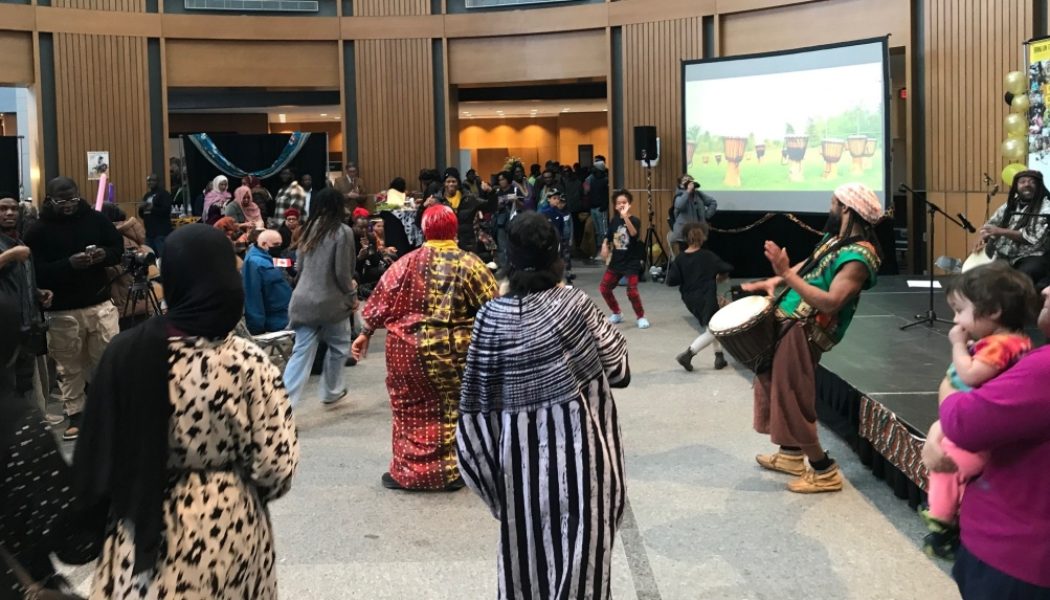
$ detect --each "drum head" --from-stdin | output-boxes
[709,295,772,333]
[962,249,994,272]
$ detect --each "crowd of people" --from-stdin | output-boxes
[0,160,1048,599]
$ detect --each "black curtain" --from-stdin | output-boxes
[0,137,19,196]
[182,133,329,199]
[705,211,899,278]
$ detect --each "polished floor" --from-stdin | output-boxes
[62,264,959,599]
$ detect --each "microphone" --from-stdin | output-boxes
[898,183,914,194]
[957,213,977,233]
[983,172,993,186]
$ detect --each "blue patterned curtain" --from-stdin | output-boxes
[187,132,312,179]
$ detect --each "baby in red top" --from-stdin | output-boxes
[923,263,1039,559]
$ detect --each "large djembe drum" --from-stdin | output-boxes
[702,154,710,164]
[820,138,845,180]
[722,136,747,187]
[784,135,809,182]
[715,153,723,165]
[848,134,868,174]
[863,137,877,169]
[755,143,766,163]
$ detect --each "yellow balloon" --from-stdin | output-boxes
[1002,162,1027,187]
[1011,93,1031,114]
[1002,138,1025,161]
[1005,113,1028,137]
[1005,70,1027,95]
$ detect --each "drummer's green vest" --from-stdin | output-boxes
[777,235,880,351]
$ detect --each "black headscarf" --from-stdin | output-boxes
[74,224,244,574]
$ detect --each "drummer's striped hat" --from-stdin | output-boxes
[833,183,883,225]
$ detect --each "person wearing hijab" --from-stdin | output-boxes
[201,175,231,219]
[73,224,299,599]
[739,183,882,493]
[352,205,498,491]
[224,185,264,229]
[457,212,631,600]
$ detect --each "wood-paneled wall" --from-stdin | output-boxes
[165,40,340,88]
[352,0,428,16]
[0,31,34,85]
[924,0,1033,265]
[354,38,435,193]
[621,18,703,241]
[53,33,151,216]
[53,0,145,11]
[447,30,607,86]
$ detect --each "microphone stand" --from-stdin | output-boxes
[900,184,966,330]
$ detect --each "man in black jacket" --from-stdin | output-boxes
[24,177,122,441]
[139,173,173,258]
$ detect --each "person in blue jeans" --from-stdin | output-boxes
[281,188,358,408]
[242,230,292,335]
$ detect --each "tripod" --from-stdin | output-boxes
[900,184,963,330]
[122,276,164,326]
[640,150,667,278]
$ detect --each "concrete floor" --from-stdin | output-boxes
[65,263,959,599]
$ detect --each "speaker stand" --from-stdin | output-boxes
[640,152,666,280]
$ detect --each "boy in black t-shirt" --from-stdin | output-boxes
[667,222,733,371]
[599,189,649,328]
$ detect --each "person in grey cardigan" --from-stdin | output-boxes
[282,188,358,408]
[668,174,717,254]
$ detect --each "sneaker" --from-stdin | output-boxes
[44,413,65,426]
[608,313,623,324]
[486,261,498,271]
[714,352,728,370]
[637,318,651,329]
[322,390,348,406]
[675,349,695,372]
[787,464,845,493]
[755,451,806,476]
[345,356,357,367]
[444,477,466,492]
[919,508,960,560]
[62,423,79,442]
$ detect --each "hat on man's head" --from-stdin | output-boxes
[442,167,461,182]
[284,208,300,220]
[833,183,883,225]
[547,187,563,197]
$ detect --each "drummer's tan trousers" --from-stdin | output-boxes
[753,321,824,459]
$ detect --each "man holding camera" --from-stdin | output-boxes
[23,177,122,441]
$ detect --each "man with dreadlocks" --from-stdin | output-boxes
[739,183,883,494]
[979,169,1050,289]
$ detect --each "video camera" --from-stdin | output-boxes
[122,248,156,281]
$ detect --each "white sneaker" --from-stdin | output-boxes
[637,317,651,329]
[608,313,623,324]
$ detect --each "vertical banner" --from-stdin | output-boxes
[1026,38,1050,173]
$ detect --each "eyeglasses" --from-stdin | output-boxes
[48,196,82,205]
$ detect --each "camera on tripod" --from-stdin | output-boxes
[122,248,157,281]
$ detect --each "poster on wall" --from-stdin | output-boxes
[1026,38,1050,174]
[87,151,109,180]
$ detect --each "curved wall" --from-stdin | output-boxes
[0,0,1040,265]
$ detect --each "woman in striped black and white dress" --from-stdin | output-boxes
[457,212,631,600]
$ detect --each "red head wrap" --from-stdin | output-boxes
[352,207,371,221]
[422,204,458,241]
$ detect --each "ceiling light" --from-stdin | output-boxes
[335,115,341,120]
[278,114,286,123]
[320,113,328,117]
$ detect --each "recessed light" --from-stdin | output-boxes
[320,113,328,117]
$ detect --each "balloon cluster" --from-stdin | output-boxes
[1001,70,1030,186]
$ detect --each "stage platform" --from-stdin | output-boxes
[812,275,1008,507]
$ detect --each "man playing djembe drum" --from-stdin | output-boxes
[977,169,1050,290]
[739,183,882,493]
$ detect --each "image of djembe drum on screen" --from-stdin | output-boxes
[722,136,747,187]
[755,143,766,162]
[784,135,809,182]
[715,153,723,165]
[848,134,868,174]
[820,138,845,180]
[702,154,710,164]
[862,137,877,169]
